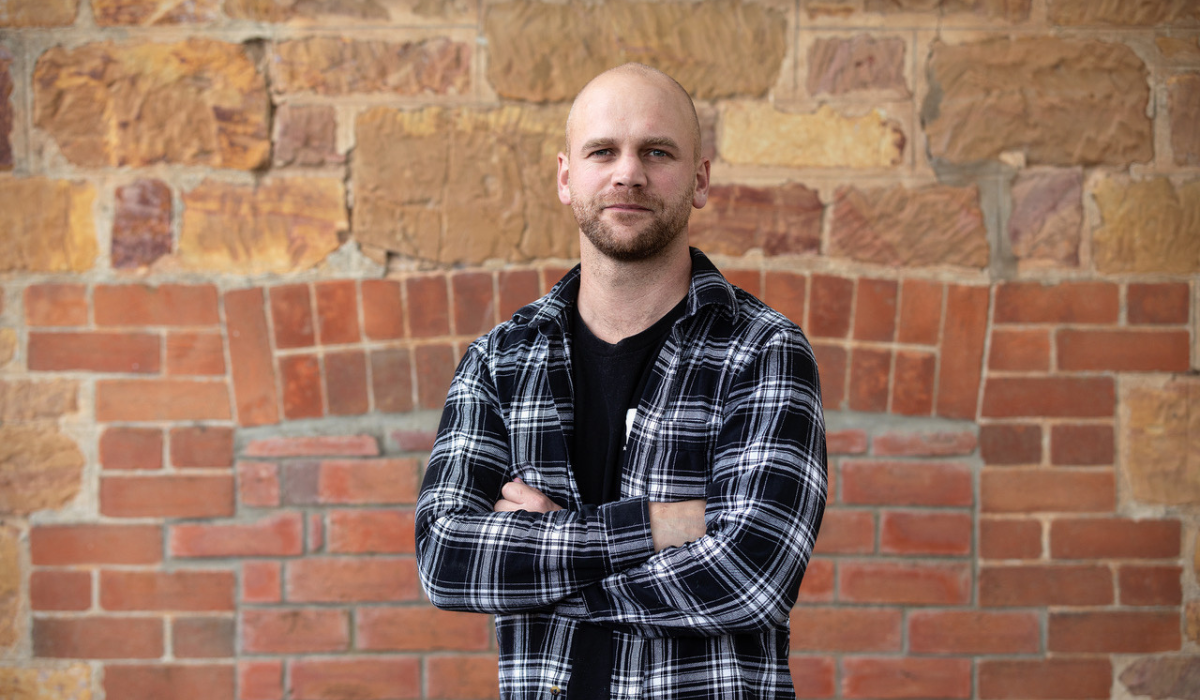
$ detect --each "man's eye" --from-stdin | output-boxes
[648,149,669,158]
[590,149,612,157]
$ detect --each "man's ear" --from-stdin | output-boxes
[692,158,711,209]
[556,153,571,205]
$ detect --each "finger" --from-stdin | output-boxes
[493,498,520,513]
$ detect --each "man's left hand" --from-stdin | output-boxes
[494,478,564,513]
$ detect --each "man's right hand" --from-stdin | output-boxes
[648,500,706,552]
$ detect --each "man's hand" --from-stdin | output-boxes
[649,500,706,552]
[494,478,563,514]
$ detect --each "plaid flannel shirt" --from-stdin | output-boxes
[416,249,827,699]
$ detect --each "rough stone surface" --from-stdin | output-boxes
[273,104,343,167]
[1123,375,1200,506]
[1007,168,1082,267]
[1092,177,1200,274]
[830,184,988,268]
[924,37,1152,166]
[1169,73,1200,167]
[179,178,347,274]
[1048,0,1200,25]
[485,0,787,102]
[722,103,905,168]
[353,106,577,265]
[0,0,77,26]
[807,35,909,97]
[0,178,97,272]
[0,380,78,422]
[270,37,470,96]
[1159,37,1200,61]
[33,39,269,169]
[1,45,12,170]
[0,329,16,367]
[865,0,1030,20]
[0,667,93,700]
[91,0,219,25]
[1120,657,1200,700]
[112,179,172,270]
[0,424,85,515]
[225,0,475,23]
[0,523,16,647]
[689,183,823,257]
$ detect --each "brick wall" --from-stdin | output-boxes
[1,0,1197,698]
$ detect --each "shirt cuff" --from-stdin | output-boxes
[599,496,653,574]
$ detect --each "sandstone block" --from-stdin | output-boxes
[0,380,78,422]
[0,424,85,515]
[1,45,12,170]
[689,183,822,256]
[1120,657,1200,700]
[924,38,1152,166]
[33,39,269,169]
[273,104,343,167]
[807,35,909,97]
[484,0,787,102]
[0,329,15,367]
[112,178,172,269]
[91,0,219,25]
[1092,177,1200,274]
[865,0,1030,20]
[225,0,475,23]
[1123,375,1200,506]
[270,36,469,96]
[0,0,77,26]
[1169,73,1200,166]
[0,666,94,699]
[1048,0,1200,25]
[830,184,987,268]
[353,106,578,265]
[179,177,346,274]
[722,103,905,168]
[0,178,97,272]
[0,523,16,647]
[1007,168,1082,267]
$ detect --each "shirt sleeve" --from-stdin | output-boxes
[415,341,658,614]
[555,329,828,637]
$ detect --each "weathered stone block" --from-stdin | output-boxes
[0,424,85,515]
[91,0,219,25]
[1092,177,1200,274]
[689,183,822,256]
[0,178,97,272]
[807,35,909,97]
[722,103,905,168]
[225,0,475,23]
[1120,657,1200,700]
[865,0,1030,20]
[0,523,15,647]
[33,39,269,169]
[0,329,15,367]
[924,38,1152,166]
[353,106,578,265]
[112,179,172,269]
[1169,73,1200,166]
[1123,375,1200,506]
[0,666,93,699]
[485,0,787,102]
[1,45,12,170]
[1007,168,1082,267]
[0,380,78,422]
[270,37,469,96]
[830,184,987,268]
[0,0,77,26]
[273,104,343,167]
[179,178,346,274]
[1048,0,1200,26]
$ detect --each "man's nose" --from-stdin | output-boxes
[612,152,647,188]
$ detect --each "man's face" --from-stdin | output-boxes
[557,72,709,262]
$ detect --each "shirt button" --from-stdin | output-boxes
[550,686,562,696]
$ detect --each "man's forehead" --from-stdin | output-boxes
[566,69,697,151]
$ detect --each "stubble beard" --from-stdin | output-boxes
[572,187,694,263]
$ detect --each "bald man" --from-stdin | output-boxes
[416,64,827,699]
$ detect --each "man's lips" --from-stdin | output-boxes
[602,203,653,212]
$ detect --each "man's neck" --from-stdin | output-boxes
[576,238,692,344]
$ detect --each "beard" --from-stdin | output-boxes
[571,186,694,262]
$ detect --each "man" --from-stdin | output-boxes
[415,63,826,699]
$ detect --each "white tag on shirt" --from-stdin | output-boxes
[624,408,637,444]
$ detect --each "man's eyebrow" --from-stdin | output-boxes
[578,136,683,153]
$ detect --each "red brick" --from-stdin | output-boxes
[361,279,405,340]
[979,564,1113,607]
[979,423,1041,465]
[287,557,420,602]
[880,511,972,556]
[170,426,233,468]
[724,269,762,298]
[890,350,935,416]
[100,570,234,611]
[995,281,1119,324]
[936,285,989,420]
[1128,282,1190,325]
[416,343,457,409]
[541,266,571,293]
[827,429,867,455]
[243,434,379,457]
[1058,328,1190,372]
[25,284,88,326]
[872,430,975,457]
[853,278,897,342]
[980,518,1041,560]
[242,561,282,603]
[238,461,280,507]
[391,428,437,452]
[982,468,1114,513]
[100,474,234,518]
[1051,517,1181,559]
[982,376,1115,418]
[290,658,420,700]
[100,427,163,471]
[104,665,234,700]
[840,561,971,605]
[242,608,349,653]
[171,513,303,558]
[318,458,420,505]
[789,656,836,699]
[427,654,501,700]
[95,284,220,327]
[796,558,834,602]
[372,347,414,413]
[1120,565,1182,606]
[96,379,231,422]
[896,279,942,346]
[269,284,315,348]
[357,606,492,651]
[842,657,971,699]
[498,269,540,321]
[764,271,807,327]
[979,659,1112,699]
[240,661,284,700]
[31,524,162,565]
[308,512,324,553]
[280,354,324,419]
[30,570,90,611]
[224,288,280,427]
[327,509,415,554]
[1050,611,1180,653]
[452,271,495,338]
[842,460,972,507]
[1050,423,1113,466]
[808,275,853,338]
[988,328,1050,371]
[315,280,360,345]
[812,509,874,554]
[811,344,846,410]
[166,331,225,375]
[848,347,890,413]
[282,462,321,505]
[174,616,235,658]
[325,350,369,416]
[790,607,902,652]
[407,275,451,338]
[29,331,161,373]
[34,617,163,659]
[909,610,1039,654]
